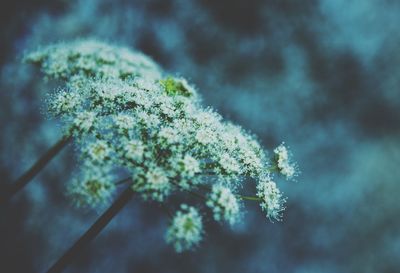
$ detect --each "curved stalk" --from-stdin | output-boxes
[1,134,71,204]
[46,186,134,273]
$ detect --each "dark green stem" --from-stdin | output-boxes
[45,186,134,273]
[1,134,71,204]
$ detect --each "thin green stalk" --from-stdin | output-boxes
[238,195,261,201]
[268,165,279,173]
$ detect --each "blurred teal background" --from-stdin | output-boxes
[1,0,399,272]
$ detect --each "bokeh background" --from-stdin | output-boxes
[1,0,399,272]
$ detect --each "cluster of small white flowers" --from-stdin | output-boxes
[206,184,240,226]
[273,143,298,180]
[256,178,287,222]
[130,166,173,202]
[165,204,203,253]
[85,140,111,162]
[158,127,180,145]
[218,153,241,176]
[67,170,116,209]
[114,114,135,133]
[123,139,145,162]
[27,40,299,253]
[179,155,200,177]
[25,39,162,81]
[70,111,96,135]
[47,89,82,116]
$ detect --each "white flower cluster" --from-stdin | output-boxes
[206,184,240,226]
[25,39,162,81]
[273,143,298,180]
[67,169,116,209]
[26,40,298,252]
[256,177,287,222]
[165,204,203,253]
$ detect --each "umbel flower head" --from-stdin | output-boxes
[26,39,299,253]
[256,177,287,222]
[25,39,162,81]
[165,204,203,253]
[206,184,241,225]
[272,143,299,180]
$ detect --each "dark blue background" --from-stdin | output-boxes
[1,0,399,272]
